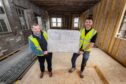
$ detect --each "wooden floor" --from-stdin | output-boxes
[17,48,126,84]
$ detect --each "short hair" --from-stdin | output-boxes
[86,15,93,21]
[31,23,39,28]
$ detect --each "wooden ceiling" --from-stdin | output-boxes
[30,0,101,14]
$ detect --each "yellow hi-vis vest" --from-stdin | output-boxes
[28,31,48,56]
[80,28,97,52]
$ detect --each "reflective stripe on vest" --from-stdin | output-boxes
[28,31,48,56]
[80,28,97,51]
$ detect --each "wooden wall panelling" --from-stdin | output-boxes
[100,0,113,51]
[102,0,117,52]
[93,4,101,47]
[108,0,126,54]
[108,0,126,53]
[93,0,107,48]
[115,40,126,66]
[111,38,121,57]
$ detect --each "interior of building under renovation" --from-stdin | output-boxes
[0,0,126,84]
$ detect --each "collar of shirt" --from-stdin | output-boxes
[32,31,43,39]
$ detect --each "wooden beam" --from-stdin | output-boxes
[30,0,100,14]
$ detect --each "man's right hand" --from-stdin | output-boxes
[44,51,48,55]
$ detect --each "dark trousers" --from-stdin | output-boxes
[37,53,52,72]
[71,51,90,72]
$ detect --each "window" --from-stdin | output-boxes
[51,17,62,27]
[0,19,8,32]
[0,7,4,14]
[0,0,11,33]
[15,6,28,30]
[117,12,126,39]
[73,17,79,28]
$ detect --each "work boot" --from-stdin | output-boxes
[68,68,76,73]
[79,71,84,78]
[40,72,44,78]
[49,72,53,77]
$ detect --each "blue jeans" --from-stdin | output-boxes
[71,51,90,72]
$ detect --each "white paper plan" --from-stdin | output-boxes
[47,29,80,53]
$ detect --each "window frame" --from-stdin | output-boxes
[0,19,8,32]
[15,6,28,30]
[73,17,79,29]
[116,11,126,39]
[0,0,11,33]
[51,17,62,28]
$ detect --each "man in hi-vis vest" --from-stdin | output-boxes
[69,17,97,78]
[28,23,53,78]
